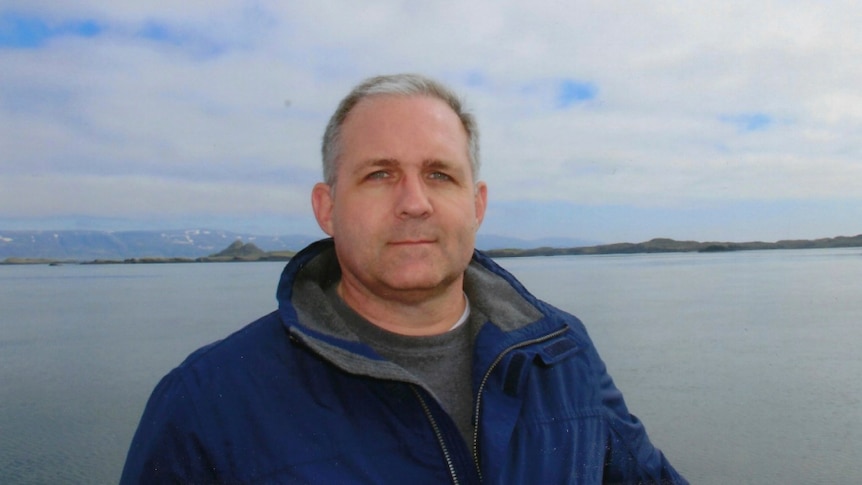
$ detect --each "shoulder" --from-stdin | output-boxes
[178,311,286,373]
[122,311,308,482]
[141,310,289,404]
[140,310,301,420]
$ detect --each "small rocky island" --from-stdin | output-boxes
[80,240,295,265]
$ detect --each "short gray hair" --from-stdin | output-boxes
[321,73,480,185]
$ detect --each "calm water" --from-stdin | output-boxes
[1,248,860,484]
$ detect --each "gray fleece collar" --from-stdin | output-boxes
[278,240,546,380]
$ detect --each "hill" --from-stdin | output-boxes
[0,229,317,261]
[198,241,294,262]
[3,229,861,264]
[0,229,590,262]
[483,234,862,258]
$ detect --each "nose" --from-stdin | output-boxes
[395,174,433,218]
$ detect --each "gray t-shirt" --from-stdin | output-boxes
[326,284,476,449]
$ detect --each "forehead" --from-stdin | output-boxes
[338,95,470,163]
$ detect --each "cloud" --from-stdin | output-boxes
[1,1,861,241]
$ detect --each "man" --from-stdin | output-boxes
[121,74,687,484]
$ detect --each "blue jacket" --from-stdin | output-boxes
[121,239,687,484]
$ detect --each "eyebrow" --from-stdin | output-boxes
[423,159,457,172]
[351,158,399,176]
[351,158,463,174]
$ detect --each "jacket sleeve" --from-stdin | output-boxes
[594,349,688,484]
[120,370,218,484]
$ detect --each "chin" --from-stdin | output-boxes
[383,267,460,294]
[385,275,443,292]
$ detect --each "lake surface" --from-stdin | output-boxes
[1,248,860,484]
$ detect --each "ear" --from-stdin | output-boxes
[473,181,488,228]
[311,182,335,236]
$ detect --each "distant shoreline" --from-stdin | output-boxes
[1,256,293,265]
[3,234,861,265]
[483,234,862,258]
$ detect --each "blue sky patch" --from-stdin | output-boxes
[463,70,486,88]
[721,112,772,132]
[0,13,49,47]
[138,21,180,44]
[136,20,225,58]
[0,12,103,48]
[557,79,597,108]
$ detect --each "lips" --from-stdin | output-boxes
[389,239,434,245]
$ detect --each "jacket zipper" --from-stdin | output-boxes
[471,326,569,482]
[412,386,461,485]
[293,331,462,483]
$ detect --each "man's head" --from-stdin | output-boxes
[321,74,480,187]
[311,74,487,311]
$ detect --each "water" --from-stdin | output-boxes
[1,249,860,484]
[0,263,281,485]
[499,249,862,484]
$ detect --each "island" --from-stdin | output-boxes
[80,241,295,265]
[3,234,861,265]
[483,234,862,258]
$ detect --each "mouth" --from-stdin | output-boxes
[389,239,436,246]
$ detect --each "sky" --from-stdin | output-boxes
[2,1,861,244]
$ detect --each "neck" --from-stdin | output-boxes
[336,276,467,336]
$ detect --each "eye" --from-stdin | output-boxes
[365,170,390,180]
[428,171,453,182]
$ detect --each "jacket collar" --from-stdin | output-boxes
[276,238,561,379]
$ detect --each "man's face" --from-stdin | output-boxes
[312,95,487,302]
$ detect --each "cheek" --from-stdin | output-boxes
[332,206,380,244]
[452,205,480,232]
